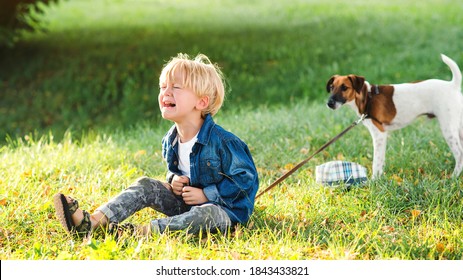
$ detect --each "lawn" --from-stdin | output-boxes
[0,0,462,260]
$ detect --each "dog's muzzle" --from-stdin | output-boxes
[327,95,345,110]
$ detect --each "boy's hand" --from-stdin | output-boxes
[181,186,208,205]
[171,175,189,196]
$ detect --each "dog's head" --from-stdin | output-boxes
[326,74,366,110]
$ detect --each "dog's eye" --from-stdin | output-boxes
[341,85,348,91]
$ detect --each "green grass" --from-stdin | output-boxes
[1,0,462,139]
[1,103,462,260]
[1,0,463,260]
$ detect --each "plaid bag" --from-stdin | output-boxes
[316,161,368,186]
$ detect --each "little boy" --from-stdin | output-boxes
[53,53,259,238]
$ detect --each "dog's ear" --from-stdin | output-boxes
[326,75,338,92]
[352,77,368,114]
[348,75,365,93]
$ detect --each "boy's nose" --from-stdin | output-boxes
[163,87,173,95]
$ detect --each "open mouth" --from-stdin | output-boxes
[163,101,176,108]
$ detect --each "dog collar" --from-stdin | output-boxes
[364,85,382,124]
[369,84,380,95]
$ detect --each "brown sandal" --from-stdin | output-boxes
[53,193,92,239]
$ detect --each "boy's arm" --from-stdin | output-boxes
[202,139,259,206]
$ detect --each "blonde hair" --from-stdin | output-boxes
[159,53,226,117]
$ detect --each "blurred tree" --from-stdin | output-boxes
[0,0,61,48]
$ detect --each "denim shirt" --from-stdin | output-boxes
[162,114,259,224]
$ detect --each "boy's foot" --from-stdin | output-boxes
[53,193,92,239]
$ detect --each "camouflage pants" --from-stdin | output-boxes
[96,177,232,234]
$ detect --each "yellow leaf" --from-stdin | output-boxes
[411,209,421,218]
[436,243,445,253]
[284,163,294,170]
[134,150,147,159]
[382,226,395,233]
[391,174,403,184]
[42,185,51,196]
[359,210,368,222]
[21,170,32,178]
[255,205,267,211]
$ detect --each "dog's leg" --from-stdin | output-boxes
[460,115,463,167]
[363,120,387,178]
[438,117,463,177]
[460,119,463,153]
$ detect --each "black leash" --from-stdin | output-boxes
[255,114,367,200]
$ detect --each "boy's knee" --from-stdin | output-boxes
[134,177,164,189]
[134,176,151,187]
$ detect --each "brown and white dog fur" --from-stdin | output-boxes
[326,54,463,178]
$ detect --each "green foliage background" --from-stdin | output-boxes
[1,0,462,140]
[0,0,61,48]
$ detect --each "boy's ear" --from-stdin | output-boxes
[196,95,209,110]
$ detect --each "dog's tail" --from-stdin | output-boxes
[441,54,462,91]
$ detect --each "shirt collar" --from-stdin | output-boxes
[167,114,215,146]
[196,114,215,145]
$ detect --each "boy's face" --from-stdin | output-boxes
[158,71,205,123]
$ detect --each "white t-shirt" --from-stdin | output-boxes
[177,134,198,178]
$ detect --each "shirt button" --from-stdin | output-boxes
[174,161,178,165]
[207,161,211,166]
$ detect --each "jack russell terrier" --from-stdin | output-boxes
[326,54,463,178]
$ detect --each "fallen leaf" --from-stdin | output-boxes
[284,163,294,170]
[436,243,445,253]
[359,210,368,222]
[411,209,421,218]
[134,150,147,159]
[0,198,7,206]
[21,170,32,178]
[391,174,403,184]
[42,185,51,196]
[382,226,395,233]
